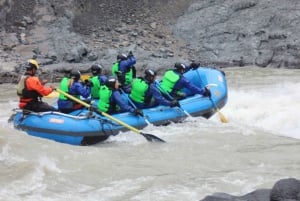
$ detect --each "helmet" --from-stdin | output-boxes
[25,59,39,70]
[91,64,102,75]
[106,76,117,89]
[145,69,157,77]
[174,63,186,71]
[144,69,157,82]
[117,54,127,61]
[70,70,81,80]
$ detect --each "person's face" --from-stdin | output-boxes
[30,68,37,75]
[115,80,119,89]
[150,75,156,83]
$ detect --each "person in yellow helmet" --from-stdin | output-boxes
[17,59,57,112]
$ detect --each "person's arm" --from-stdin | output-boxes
[26,76,53,96]
[113,91,135,113]
[119,56,136,73]
[178,77,205,95]
[99,75,108,85]
[150,84,173,106]
[75,82,91,98]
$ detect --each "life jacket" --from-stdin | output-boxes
[58,77,70,100]
[98,85,112,112]
[112,62,133,85]
[17,75,40,99]
[129,78,149,103]
[17,75,41,109]
[160,70,180,94]
[90,75,101,99]
[16,75,27,97]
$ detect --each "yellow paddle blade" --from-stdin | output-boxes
[45,91,59,98]
[80,74,91,81]
[217,109,228,123]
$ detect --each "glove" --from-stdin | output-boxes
[176,92,186,99]
[84,79,93,87]
[116,72,125,86]
[133,108,144,117]
[190,62,200,70]
[171,100,180,107]
[115,70,122,76]
[203,87,211,97]
[128,51,133,57]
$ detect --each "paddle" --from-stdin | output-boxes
[55,88,165,143]
[210,97,228,123]
[154,81,192,117]
[194,69,228,123]
[80,73,91,81]
[45,90,59,98]
[119,89,152,125]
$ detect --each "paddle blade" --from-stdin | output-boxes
[80,74,91,81]
[217,109,228,123]
[45,91,59,98]
[141,133,166,143]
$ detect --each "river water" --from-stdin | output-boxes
[1,67,299,201]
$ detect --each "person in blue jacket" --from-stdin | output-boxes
[159,63,211,100]
[57,70,91,113]
[97,76,143,116]
[111,51,136,92]
[129,69,180,109]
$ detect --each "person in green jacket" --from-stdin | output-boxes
[98,76,142,116]
[160,63,211,100]
[89,64,107,99]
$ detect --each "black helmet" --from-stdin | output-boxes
[117,54,127,61]
[174,63,186,71]
[144,69,157,82]
[91,64,102,75]
[70,70,81,80]
[145,69,156,77]
[106,76,117,89]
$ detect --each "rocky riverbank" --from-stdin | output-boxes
[1,0,300,84]
[200,178,300,201]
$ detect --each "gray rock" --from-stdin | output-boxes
[200,178,300,201]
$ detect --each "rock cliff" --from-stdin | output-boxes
[0,0,299,83]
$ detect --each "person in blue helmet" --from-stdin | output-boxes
[57,70,91,113]
[159,62,211,100]
[97,76,143,116]
[129,69,179,109]
[111,51,136,93]
[89,64,107,99]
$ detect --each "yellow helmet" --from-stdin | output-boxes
[26,59,39,69]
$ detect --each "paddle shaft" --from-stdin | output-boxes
[155,81,191,117]
[55,88,165,142]
[119,89,151,125]
[194,69,228,123]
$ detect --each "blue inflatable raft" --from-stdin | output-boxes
[11,67,228,145]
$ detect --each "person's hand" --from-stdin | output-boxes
[115,70,122,76]
[177,92,186,99]
[171,100,180,107]
[203,87,211,97]
[41,79,48,85]
[127,51,133,57]
[49,85,55,90]
[84,79,93,87]
[133,108,144,116]
[190,62,200,70]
